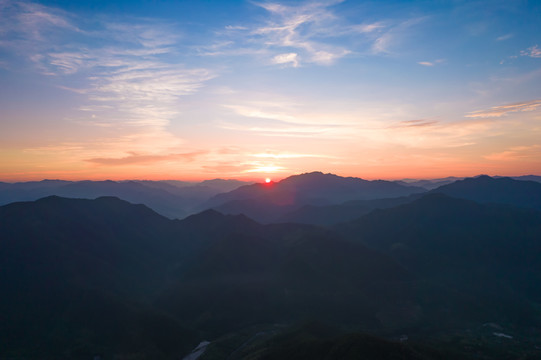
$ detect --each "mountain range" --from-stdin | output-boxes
[0,178,252,220]
[210,173,541,225]
[2,172,541,359]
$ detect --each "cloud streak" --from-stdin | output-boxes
[484,145,541,161]
[1,0,215,162]
[86,151,206,166]
[207,0,386,67]
[465,99,541,118]
[521,45,541,58]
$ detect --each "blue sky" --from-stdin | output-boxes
[1,0,540,181]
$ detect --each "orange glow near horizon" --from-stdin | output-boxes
[1,1,541,185]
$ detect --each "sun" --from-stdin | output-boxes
[265,178,271,183]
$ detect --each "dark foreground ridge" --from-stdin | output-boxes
[1,191,541,359]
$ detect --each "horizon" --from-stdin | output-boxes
[1,171,541,184]
[1,0,541,181]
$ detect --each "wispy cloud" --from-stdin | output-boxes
[520,45,541,58]
[204,1,387,67]
[251,152,335,159]
[1,0,215,163]
[418,59,444,67]
[389,119,438,128]
[465,99,541,118]
[496,33,513,41]
[86,151,206,166]
[371,17,426,55]
[251,0,353,66]
[484,145,541,161]
[271,52,300,67]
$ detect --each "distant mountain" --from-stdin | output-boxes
[198,178,254,192]
[430,175,541,210]
[394,174,541,191]
[511,175,541,183]
[276,195,423,226]
[394,177,463,190]
[205,172,425,221]
[0,178,253,219]
[337,193,541,327]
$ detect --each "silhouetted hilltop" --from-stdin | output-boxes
[3,184,541,358]
[337,193,541,328]
[277,194,423,226]
[0,196,197,358]
[430,175,541,210]
[206,172,425,221]
[0,196,418,358]
[0,178,252,220]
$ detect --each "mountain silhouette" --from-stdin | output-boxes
[430,175,541,210]
[3,192,541,358]
[0,178,252,220]
[0,196,197,358]
[0,196,418,358]
[205,172,425,222]
[337,193,541,328]
[276,194,423,226]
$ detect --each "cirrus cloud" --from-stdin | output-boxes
[465,99,541,118]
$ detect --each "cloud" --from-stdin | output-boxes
[1,1,215,162]
[243,164,287,173]
[200,1,385,67]
[351,23,385,33]
[251,152,335,159]
[371,17,425,55]
[496,33,513,41]
[251,1,352,66]
[465,99,541,118]
[225,25,248,31]
[219,121,342,138]
[224,104,299,122]
[520,45,541,58]
[86,151,207,166]
[272,52,300,67]
[484,145,541,161]
[389,119,438,128]
[417,59,444,67]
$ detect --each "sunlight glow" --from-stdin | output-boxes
[244,165,285,173]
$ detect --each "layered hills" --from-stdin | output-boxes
[2,172,541,359]
[0,178,252,219]
[0,196,421,359]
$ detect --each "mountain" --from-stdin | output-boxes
[0,196,198,359]
[202,322,457,360]
[205,172,425,221]
[430,175,541,210]
[4,194,541,358]
[512,175,541,183]
[276,194,423,226]
[337,193,541,328]
[0,196,419,358]
[0,179,252,220]
[394,177,463,190]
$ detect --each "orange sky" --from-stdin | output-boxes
[1,1,541,182]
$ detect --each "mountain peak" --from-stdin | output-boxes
[431,175,541,210]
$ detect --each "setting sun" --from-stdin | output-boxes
[265,178,271,183]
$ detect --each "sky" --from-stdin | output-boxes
[0,0,540,182]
